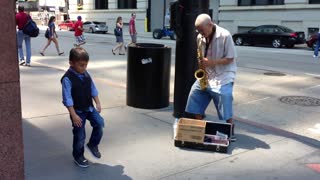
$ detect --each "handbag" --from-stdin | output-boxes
[45,28,49,39]
[114,27,121,36]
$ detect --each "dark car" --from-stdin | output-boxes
[232,25,305,48]
[306,33,319,50]
[58,20,75,31]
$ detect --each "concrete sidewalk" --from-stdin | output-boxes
[20,60,320,180]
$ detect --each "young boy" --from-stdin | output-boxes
[61,47,104,168]
[74,16,86,47]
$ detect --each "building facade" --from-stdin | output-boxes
[68,0,220,33]
[68,0,147,33]
[219,0,320,37]
[16,0,67,25]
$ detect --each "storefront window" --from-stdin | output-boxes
[238,0,284,6]
[310,0,320,4]
[77,0,83,10]
[95,0,108,9]
[118,0,137,9]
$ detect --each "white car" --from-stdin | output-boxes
[83,21,108,34]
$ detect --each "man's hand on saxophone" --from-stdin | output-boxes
[200,57,234,67]
[199,57,214,67]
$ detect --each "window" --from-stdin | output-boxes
[238,0,284,6]
[77,0,83,10]
[95,0,108,9]
[77,0,83,5]
[309,0,320,4]
[250,26,265,33]
[118,0,137,9]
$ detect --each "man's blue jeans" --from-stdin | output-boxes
[314,33,320,57]
[17,30,31,63]
[72,108,104,159]
[185,81,234,121]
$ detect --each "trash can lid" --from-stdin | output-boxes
[135,43,165,48]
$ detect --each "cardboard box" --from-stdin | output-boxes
[175,118,206,143]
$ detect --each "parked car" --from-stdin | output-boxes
[83,21,108,33]
[58,20,75,31]
[306,33,319,50]
[232,25,305,48]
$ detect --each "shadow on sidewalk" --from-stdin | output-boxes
[23,119,132,180]
[235,117,320,149]
[228,133,270,153]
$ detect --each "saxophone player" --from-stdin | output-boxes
[185,14,237,141]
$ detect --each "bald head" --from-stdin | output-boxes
[195,14,213,27]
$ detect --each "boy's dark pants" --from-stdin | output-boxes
[71,108,104,159]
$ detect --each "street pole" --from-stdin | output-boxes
[163,0,166,28]
[171,0,209,118]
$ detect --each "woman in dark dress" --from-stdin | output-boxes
[40,16,64,56]
[112,16,125,55]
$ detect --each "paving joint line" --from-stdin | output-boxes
[23,106,124,120]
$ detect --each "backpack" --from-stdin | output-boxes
[23,16,39,37]
[45,28,49,39]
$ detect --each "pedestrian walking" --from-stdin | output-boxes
[74,16,86,47]
[313,30,320,59]
[184,14,237,141]
[112,16,125,55]
[16,5,32,66]
[40,16,64,56]
[125,12,137,49]
[61,47,104,168]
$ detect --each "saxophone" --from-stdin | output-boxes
[194,38,208,90]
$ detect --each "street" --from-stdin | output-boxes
[21,28,320,180]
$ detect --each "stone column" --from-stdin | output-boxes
[0,1,25,180]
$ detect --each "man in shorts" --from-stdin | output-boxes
[74,16,86,47]
[125,12,137,50]
[185,14,237,141]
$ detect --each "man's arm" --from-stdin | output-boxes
[77,22,84,31]
[202,34,236,67]
[204,57,234,67]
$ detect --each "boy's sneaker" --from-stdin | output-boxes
[19,60,25,65]
[313,55,318,58]
[25,63,31,67]
[87,143,101,158]
[74,156,89,168]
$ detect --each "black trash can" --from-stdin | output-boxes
[127,43,171,109]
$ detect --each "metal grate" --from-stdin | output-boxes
[279,96,320,106]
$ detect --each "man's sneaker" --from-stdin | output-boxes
[25,63,31,67]
[87,143,101,158]
[19,60,25,65]
[313,55,318,58]
[74,156,89,168]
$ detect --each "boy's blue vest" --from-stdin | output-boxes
[61,70,93,111]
